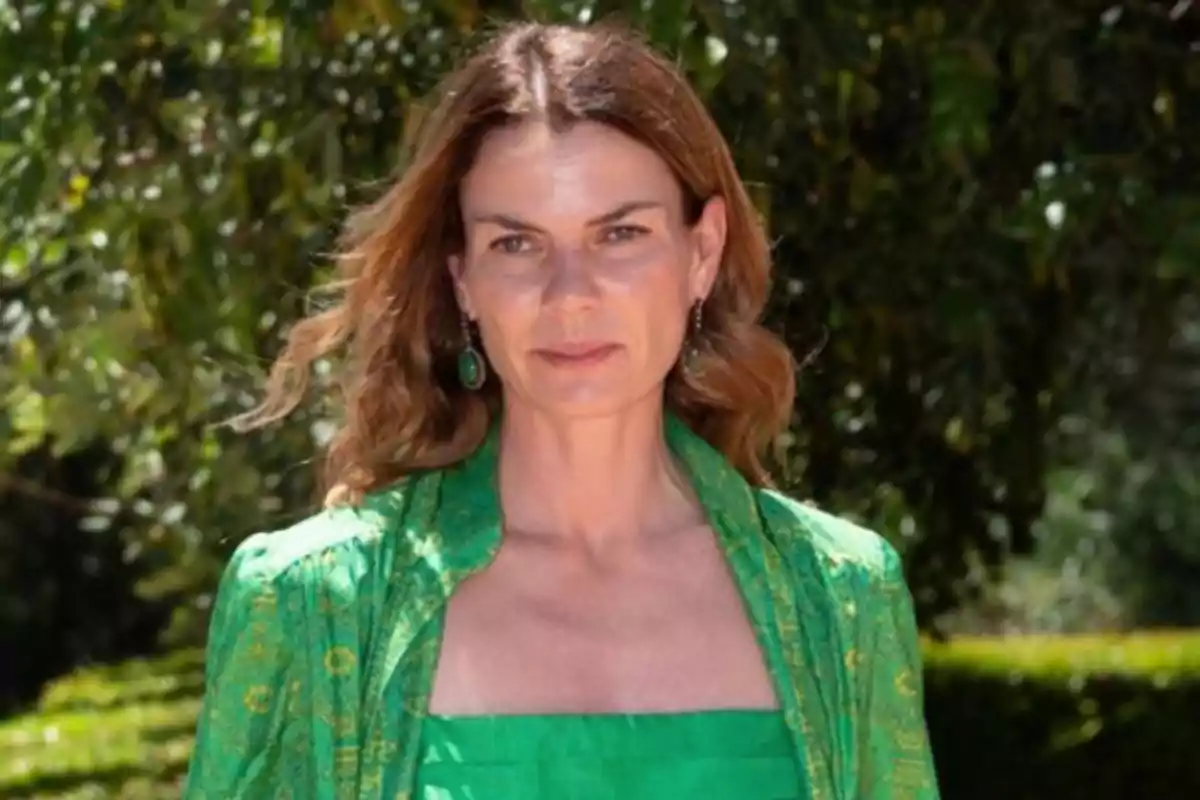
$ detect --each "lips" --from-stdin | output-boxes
[533,342,621,365]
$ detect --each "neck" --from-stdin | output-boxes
[496,393,702,551]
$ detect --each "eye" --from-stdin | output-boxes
[601,224,649,244]
[488,234,535,254]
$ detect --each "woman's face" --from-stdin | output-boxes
[450,120,727,417]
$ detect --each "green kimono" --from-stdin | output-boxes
[184,415,939,799]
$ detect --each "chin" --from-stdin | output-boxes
[528,393,636,419]
[519,378,667,419]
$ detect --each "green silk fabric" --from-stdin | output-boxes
[416,709,802,799]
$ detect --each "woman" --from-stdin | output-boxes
[185,21,939,800]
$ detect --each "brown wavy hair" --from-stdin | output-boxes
[234,21,796,506]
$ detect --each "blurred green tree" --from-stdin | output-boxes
[1,0,1197,702]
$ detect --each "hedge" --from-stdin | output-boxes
[923,632,1200,800]
[2,635,1198,799]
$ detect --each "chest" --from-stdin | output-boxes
[357,527,852,800]
[427,527,780,715]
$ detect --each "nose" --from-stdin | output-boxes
[542,246,601,310]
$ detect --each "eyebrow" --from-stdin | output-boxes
[469,200,665,231]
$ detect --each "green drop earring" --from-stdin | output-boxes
[457,313,487,391]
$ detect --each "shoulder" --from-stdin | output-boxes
[753,487,904,588]
[753,488,925,665]
[218,479,419,602]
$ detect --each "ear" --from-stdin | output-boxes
[447,253,475,319]
[689,195,727,303]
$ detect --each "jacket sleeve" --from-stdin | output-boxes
[856,542,940,799]
[184,534,296,799]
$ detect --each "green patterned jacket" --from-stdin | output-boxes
[184,415,939,799]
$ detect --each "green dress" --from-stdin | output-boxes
[183,413,940,799]
[415,709,803,799]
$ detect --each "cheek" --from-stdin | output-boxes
[462,268,541,357]
[603,235,692,294]
[607,252,693,354]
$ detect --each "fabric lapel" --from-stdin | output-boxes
[358,426,504,797]
[664,414,839,799]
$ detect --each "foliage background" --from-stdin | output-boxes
[1,0,1198,797]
